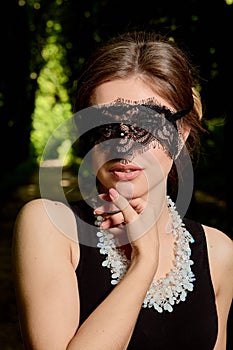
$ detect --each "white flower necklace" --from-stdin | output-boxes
[95,196,195,313]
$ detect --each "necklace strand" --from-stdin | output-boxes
[95,196,195,313]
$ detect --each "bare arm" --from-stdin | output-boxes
[204,225,233,350]
[12,199,80,349]
[12,192,160,350]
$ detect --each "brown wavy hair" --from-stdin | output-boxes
[73,31,206,187]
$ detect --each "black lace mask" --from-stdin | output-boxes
[74,98,193,161]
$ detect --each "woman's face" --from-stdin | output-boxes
[91,77,174,200]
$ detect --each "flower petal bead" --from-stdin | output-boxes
[100,248,106,254]
[164,302,173,312]
[112,272,120,279]
[111,279,118,285]
[153,303,163,313]
[96,196,195,313]
[180,291,187,301]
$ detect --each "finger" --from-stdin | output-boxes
[127,205,157,241]
[110,188,161,242]
[109,188,154,242]
[94,206,120,215]
[100,212,124,229]
[108,225,126,236]
[109,188,138,223]
[94,202,120,215]
[129,198,147,214]
[98,193,111,201]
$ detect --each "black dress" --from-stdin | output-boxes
[70,200,218,350]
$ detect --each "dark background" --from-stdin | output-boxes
[0,0,232,348]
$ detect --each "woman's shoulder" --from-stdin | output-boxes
[185,217,233,256]
[203,224,233,256]
[202,224,233,287]
[17,197,74,215]
[16,198,77,233]
[14,198,80,259]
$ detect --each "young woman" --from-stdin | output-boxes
[12,31,233,349]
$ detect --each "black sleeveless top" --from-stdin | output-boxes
[70,200,218,350]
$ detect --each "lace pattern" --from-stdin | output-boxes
[75,98,192,160]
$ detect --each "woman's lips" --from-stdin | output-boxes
[109,164,143,181]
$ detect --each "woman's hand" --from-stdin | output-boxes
[95,187,162,265]
[94,150,167,231]
[94,192,146,230]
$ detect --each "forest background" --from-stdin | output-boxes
[0,0,232,348]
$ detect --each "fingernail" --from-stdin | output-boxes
[109,188,119,200]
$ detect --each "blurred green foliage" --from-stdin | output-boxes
[30,20,73,164]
